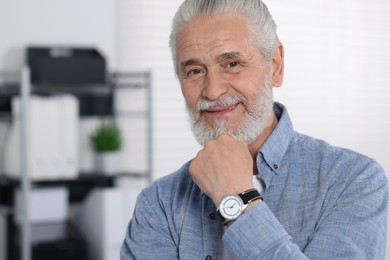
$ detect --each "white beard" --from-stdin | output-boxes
[186,82,274,146]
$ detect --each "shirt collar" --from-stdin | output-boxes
[256,102,294,188]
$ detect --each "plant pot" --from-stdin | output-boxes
[95,152,121,175]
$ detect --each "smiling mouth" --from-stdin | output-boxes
[204,103,240,116]
[206,104,238,112]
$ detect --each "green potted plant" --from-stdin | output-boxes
[90,121,123,175]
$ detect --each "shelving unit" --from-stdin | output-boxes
[0,69,153,260]
[110,71,153,183]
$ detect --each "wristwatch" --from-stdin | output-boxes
[216,188,262,225]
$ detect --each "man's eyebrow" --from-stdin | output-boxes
[180,59,201,70]
[217,51,241,62]
[179,51,241,72]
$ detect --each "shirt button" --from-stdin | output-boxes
[208,213,216,220]
[273,164,278,170]
[205,255,212,260]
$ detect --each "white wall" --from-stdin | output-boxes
[0,0,116,72]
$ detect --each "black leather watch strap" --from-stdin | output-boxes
[238,188,262,204]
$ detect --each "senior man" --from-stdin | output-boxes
[121,0,388,259]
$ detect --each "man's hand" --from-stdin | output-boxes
[189,134,255,206]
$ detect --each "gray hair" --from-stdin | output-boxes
[169,0,280,76]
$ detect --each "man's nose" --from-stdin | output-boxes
[202,70,229,100]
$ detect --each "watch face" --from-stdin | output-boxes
[220,195,244,220]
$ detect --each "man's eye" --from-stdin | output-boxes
[181,68,205,79]
[228,62,238,68]
[190,69,202,75]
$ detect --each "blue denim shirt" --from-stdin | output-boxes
[121,103,388,259]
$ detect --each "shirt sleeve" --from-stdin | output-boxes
[223,161,388,259]
[223,203,309,259]
[120,191,179,260]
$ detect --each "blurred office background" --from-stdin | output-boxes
[0,0,389,259]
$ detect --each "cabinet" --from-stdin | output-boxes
[0,69,152,260]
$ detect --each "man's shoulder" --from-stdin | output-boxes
[292,132,386,182]
[294,132,373,161]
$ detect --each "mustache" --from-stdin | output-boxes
[194,95,247,112]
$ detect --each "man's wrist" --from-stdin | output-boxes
[217,189,262,226]
[225,198,262,227]
[244,197,262,213]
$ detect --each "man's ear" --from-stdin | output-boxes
[271,43,284,87]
